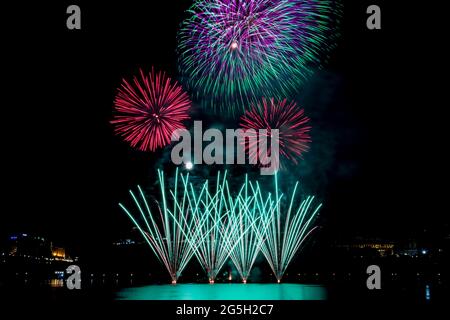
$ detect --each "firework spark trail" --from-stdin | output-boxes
[260,174,322,282]
[119,170,321,283]
[178,0,340,116]
[112,68,191,151]
[240,98,311,167]
[186,171,258,283]
[227,176,276,283]
[118,169,207,283]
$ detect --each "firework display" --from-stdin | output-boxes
[261,175,322,282]
[192,172,275,282]
[240,98,311,167]
[190,171,246,283]
[178,0,340,115]
[119,170,321,283]
[112,68,191,151]
[9,0,431,306]
[113,0,337,288]
[227,176,275,283]
[118,169,206,283]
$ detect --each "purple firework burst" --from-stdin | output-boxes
[178,0,341,116]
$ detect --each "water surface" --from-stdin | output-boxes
[116,283,327,300]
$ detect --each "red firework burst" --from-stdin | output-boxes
[112,68,191,152]
[239,98,311,166]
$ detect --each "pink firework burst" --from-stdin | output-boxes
[112,68,191,152]
[239,98,311,167]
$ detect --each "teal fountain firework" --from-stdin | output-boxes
[260,176,322,283]
[119,169,322,284]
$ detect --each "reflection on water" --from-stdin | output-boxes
[4,272,443,302]
[49,279,64,288]
[116,284,327,300]
[425,285,431,301]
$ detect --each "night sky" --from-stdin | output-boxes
[2,0,446,259]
